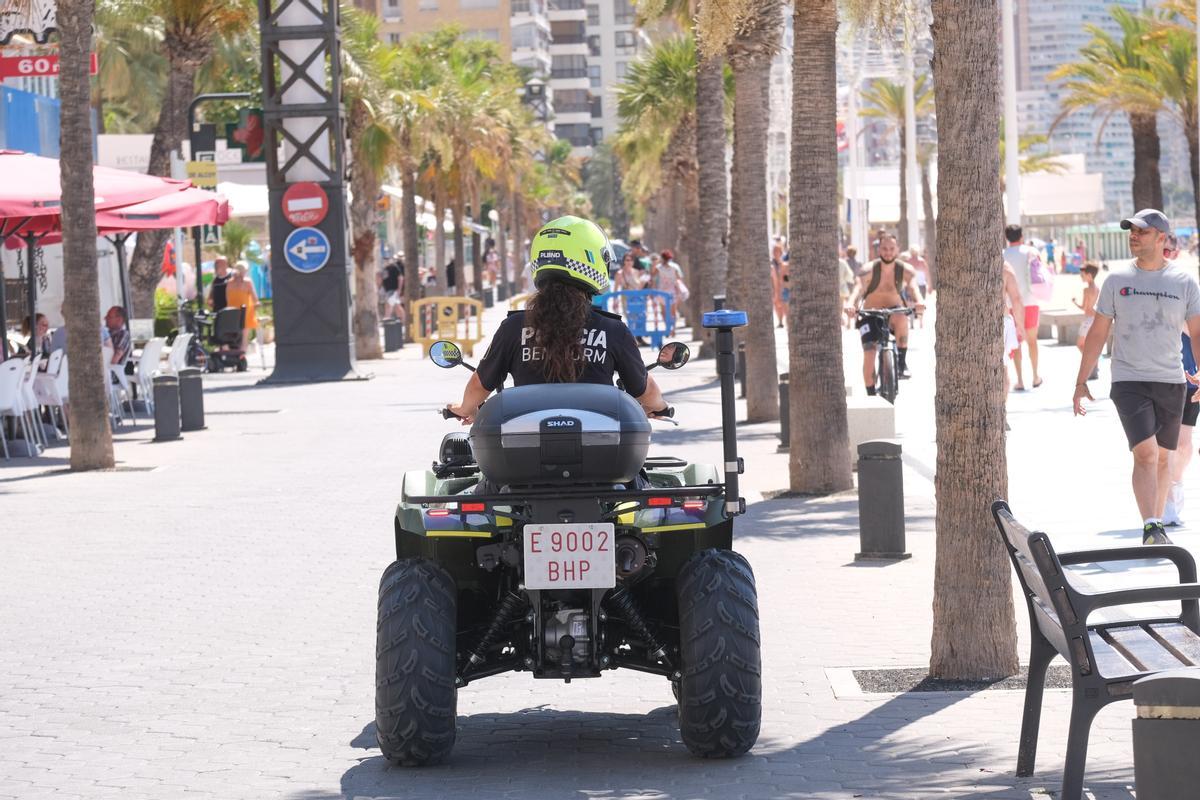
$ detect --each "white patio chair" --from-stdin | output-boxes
[0,359,35,460]
[134,337,166,412]
[165,333,192,375]
[101,343,124,427]
[20,354,46,447]
[33,349,67,440]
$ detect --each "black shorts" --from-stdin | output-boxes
[857,314,888,350]
[1185,394,1200,427]
[1110,381,1187,450]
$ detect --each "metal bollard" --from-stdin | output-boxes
[1133,669,1200,799]
[178,367,206,432]
[778,372,790,452]
[736,342,746,399]
[152,374,180,442]
[383,320,405,352]
[855,440,910,560]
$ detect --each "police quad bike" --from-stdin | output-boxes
[375,306,761,765]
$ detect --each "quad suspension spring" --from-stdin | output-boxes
[464,591,527,673]
[604,588,671,667]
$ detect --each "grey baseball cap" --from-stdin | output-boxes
[1120,208,1171,234]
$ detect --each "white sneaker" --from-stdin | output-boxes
[1164,482,1185,527]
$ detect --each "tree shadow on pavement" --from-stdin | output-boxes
[733,493,935,543]
[286,694,1133,800]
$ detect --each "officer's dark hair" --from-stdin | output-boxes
[526,279,591,383]
[1005,224,1023,243]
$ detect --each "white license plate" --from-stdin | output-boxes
[522,523,616,590]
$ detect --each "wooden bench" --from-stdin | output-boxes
[992,501,1200,800]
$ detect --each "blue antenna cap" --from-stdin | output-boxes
[702,309,748,329]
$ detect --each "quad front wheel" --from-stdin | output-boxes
[676,549,762,758]
[375,558,458,765]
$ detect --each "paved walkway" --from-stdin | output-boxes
[0,297,1177,799]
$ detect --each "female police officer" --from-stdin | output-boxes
[447,215,667,422]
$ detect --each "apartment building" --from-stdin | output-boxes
[583,0,646,145]
[1013,0,1150,218]
[548,0,592,149]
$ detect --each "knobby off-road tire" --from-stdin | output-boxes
[375,558,458,766]
[878,347,898,404]
[676,548,762,758]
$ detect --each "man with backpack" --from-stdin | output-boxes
[1004,224,1048,389]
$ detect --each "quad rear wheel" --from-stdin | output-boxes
[375,558,458,765]
[675,549,762,758]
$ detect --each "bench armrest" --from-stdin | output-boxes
[1074,582,1200,625]
[1060,544,1198,582]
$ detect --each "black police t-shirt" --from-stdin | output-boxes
[476,309,648,397]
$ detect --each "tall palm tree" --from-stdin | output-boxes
[928,0,1018,680]
[784,0,850,492]
[120,0,258,317]
[699,0,783,423]
[342,9,396,359]
[1049,7,1164,212]
[1142,9,1199,235]
[859,74,933,250]
[59,0,115,470]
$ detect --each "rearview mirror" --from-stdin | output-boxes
[657,342,690,370]
[430,340,463,369]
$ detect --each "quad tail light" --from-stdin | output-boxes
[682,500,706,511]
[460,502,486,512]
[426,508,452,517]
[647,497,672,507]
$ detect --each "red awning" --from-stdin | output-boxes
[0,150,191,238]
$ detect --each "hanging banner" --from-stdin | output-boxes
[0,0,57,45]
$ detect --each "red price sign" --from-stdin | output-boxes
[0,53,98,79]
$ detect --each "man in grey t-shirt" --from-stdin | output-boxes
[1074,208,1200,544]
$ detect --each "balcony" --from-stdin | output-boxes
[551,67,588,79]
[554,101,591,114]
[549,0,584,9]
[551,33,585,44]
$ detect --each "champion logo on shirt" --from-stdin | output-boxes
[1119,286,1181,301]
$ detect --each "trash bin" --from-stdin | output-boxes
[1133,668,1200,799]
[178,367,205,432]
[496,282,509,302]
[152,374,180,442]
[855,439,910,560]
[482,287,495,308]
[383,320,405,352]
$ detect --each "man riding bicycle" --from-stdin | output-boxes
[845,233,925,395]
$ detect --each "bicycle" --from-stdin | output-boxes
[857,306,916,404]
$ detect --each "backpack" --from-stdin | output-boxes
[1028,249,1054,302]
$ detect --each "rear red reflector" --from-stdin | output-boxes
[682,500,705,511]
[461,502,485,512]
[647,497,672,507]
[426,508,451,517]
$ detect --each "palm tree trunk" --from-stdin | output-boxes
[496,198,509,297]
[401,166,421,310]
[1129,111,1164,212]
[729,55,778,422]
[928,0,1019,680]
[128,46,202,318]
[348,114,383,360]
[512,192,525,293]
[452,198,467,298]
[898,120,909,251]
[1186,115,1199,254]
[787,0,851,494]
[59,0,115,470]
[921,154,937,290]
[434,195,447,294]
[695,51,729,355]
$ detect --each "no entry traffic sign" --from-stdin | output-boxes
[284,227,331,274]
[282,182,329,227]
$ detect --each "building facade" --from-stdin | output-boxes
[1013,0,1151,218]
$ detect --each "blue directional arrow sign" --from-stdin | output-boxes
[284,226,331,274]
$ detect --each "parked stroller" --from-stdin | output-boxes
[195,306,248,372]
